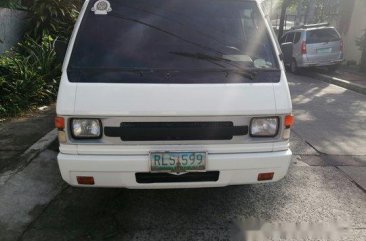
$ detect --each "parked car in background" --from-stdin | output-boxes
[280,23,343,73]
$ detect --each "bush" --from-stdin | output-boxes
[23,0,82,41]
[0,35,61,117]
[0,0,24,9]
[356,29,366,73]
[0,0,82,117]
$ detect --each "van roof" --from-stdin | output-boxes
[290,23,332,31]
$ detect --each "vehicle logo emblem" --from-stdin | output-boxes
[92,0,112,15]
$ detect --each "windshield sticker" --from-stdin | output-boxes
[91,0,112,15]
[254,59,273,68]
[222,55,253,62]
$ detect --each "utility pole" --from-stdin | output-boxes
[278,0,290,41]
[270,0,273,18]
[295,0,303,26]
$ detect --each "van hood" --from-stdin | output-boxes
[56,73,292,116]
[75,84,276,116]
[58,83,282,116]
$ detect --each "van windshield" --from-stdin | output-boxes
[67,0,280,83]
[306,28,340,44]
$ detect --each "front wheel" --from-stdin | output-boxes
[327,64,339,73]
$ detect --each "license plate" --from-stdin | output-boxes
[317,47,332,53]
[150,151,207,172]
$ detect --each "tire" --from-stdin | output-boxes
[327,65,339,73]
[290,59,298,74]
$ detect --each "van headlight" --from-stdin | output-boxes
[71,119,102,139]
[250,117,279,137]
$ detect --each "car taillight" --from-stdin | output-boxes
[301,41,307,55]
[340,39,344,52]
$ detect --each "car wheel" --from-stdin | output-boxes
[327,65,339,73]
[290,59,298,74]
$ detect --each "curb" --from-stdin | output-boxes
[0,129,58,185]
[310,72,366,95]
[20,128,58,165]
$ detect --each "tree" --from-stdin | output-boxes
[356,30,366,73]
[278,0,291,40]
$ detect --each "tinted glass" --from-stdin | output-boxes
[306,28,340,44]
[280,34,287,44]
[68,0,280,83]
[285,32,295,43]
[294,32,301,43]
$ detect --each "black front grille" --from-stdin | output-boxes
[104,122,248,141]
[136,172,220,183]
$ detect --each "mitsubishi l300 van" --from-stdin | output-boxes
[56,0,294,188]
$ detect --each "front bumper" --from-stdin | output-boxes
[57,150,292,189]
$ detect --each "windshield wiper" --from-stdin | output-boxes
[169,52,258,79]
[170,51,256,73]
[176,68,258,80]
[170,51,231,63]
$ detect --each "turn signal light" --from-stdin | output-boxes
[55,117,65,129]
[258,172,274,181]
[77,176,95,185]
[285,115,295,128]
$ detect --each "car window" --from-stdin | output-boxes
[294,32,301,44]
[67,0,280,83]
[285,32,295,43]
[280,34,287,44]
[306,28,340,44]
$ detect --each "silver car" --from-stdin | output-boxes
[280,23,343,73]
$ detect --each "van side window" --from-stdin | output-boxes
[285,32,295,43]
[280,34,287,44]
[294,32,301,44]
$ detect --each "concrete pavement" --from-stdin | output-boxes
[11,153,366,241]
[289,73,366,191]
[0,105,56,174]
[289,73,366,156]
[0,150,65,241]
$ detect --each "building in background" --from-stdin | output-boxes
[0,7,27,54]
[338,0,366,64]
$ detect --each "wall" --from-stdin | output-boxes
[341,0,366,64]
[0,8,27,54]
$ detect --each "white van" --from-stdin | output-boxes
[56,0,293,188]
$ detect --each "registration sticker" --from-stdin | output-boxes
[92,0,112,15]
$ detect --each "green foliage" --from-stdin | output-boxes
[0,0,82,117]
[0,35,61,117]
[0,0,25,10]
[356,30,366,52]
[356,30,366,73]
[26,0,82,41]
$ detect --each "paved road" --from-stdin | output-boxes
[290,73,366,156]
[1,74,365,241]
